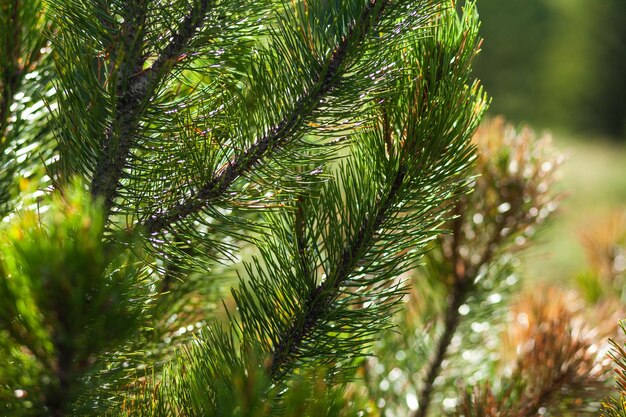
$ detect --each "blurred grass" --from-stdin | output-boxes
[523,133,626,282]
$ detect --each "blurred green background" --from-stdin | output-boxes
[474,0,626,140]
[471,0,626,280]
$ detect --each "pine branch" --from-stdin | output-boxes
[0,0,22,143]
[1,0,503,414]
[414,199,508,417]
[602,322,626,417]
[0,0,48,146]
[141,0,389,234]
[227,1,488,395]
[506,288,611,416]
[137,0,212,94]
[0,184,147,415]
[0,0,53,217]
[411,116,563,417]
[89,0,149,212]
[451,281,613,417]
[90,0,211,216]
[414,258,470,417]
[268,165,407,380]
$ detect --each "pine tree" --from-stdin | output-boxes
[3,1,623,416]
[0,0,489,415]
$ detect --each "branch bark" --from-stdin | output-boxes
[90,0,211,216]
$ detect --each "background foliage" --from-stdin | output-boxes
[472,0,626,140]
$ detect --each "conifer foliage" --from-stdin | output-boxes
[362,119,621,417]
[11,0,623,417]
[2,0,624,416]
[0,0,489,415]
